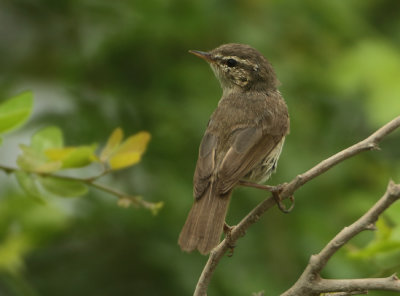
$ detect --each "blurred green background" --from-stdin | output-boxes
[1,0,400,295]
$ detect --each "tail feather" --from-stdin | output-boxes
[178,186,231,255]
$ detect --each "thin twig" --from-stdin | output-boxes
[194,115,400,296]
[281,181,400,296]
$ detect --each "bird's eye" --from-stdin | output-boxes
[226,58,237,67]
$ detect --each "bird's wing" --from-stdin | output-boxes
[216,126,281,195]
[193,132,218,199]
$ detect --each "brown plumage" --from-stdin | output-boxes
[179,43,290,255]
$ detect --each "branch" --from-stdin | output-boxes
[194,115,400,296]
[0,165,163,214]
[281,181,400,296]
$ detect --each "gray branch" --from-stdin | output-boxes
[281,181,400,296]
[193,115,400,296]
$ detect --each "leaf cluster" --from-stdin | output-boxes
[0,92,155,206]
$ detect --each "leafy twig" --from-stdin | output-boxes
[0,165,163,214]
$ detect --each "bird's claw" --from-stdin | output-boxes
[271,185,295,213]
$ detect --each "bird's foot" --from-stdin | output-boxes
[238,181,295,213]
[270,184,295,214]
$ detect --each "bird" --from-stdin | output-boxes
[178,43,290,255]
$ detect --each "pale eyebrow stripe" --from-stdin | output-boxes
[221,56,255,67]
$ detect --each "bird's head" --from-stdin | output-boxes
[190,43,279,92]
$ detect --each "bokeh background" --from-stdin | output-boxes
[1,0,400,295]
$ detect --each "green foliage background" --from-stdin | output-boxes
[1,0,400,295]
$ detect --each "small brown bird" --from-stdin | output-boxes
[178,43,290,255]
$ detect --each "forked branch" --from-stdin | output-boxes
[194,115,400,296]
[281,181,400,296]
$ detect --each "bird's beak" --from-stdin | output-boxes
[189,50,214,63]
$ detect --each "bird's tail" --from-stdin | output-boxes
[178,186,232,255]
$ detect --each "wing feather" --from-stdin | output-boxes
[217,127,280,194]
[193,133,217,199]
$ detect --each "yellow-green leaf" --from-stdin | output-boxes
[45,144,98,169]
[109,152,141,170]
[100,127,124,162]
[38,177,88,197]
[45,147,75,160]
[116,131,151,154]
[149,201,164,215]
[108,131,151,170]
[14,171,45,203]
[0,91,33,134]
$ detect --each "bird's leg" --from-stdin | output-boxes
[223,222,235,257]
[238,180,276,191]
[238,181,295,213]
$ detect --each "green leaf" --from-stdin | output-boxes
[17,145,61,173]
[45,144,98,169]
[17,145,45,171]
[0,91,33,133]
[0,233,30,274]
[375,217,392,241]
[349,218,400,259]
[373,248,400,270]
[14,171,45,203]
[0,137,2,146]
[38,176,88,197]
[109,131,151,170]
[31,126,63,154]
[100,127,124,162]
